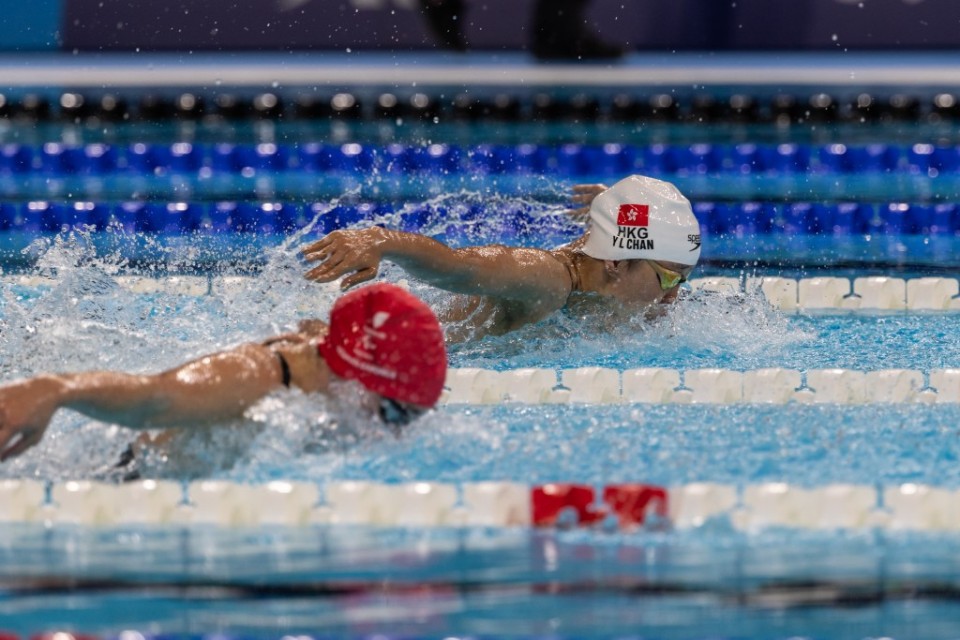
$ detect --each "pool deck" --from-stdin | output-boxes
[1,51,959,89]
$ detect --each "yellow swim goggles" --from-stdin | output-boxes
[647,260,690,291]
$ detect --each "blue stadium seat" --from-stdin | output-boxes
[397,205,431,232]
[228,202,287,233]
[489,144,520,174]
[78,144,119,174]
[331,143,374,172]
[692,202,718,234]
[575,144,627,179]
[810,203,837,233]
[636,144,669,175]
[168,142,205,174]
[38,143,70,175]
[463,144,498,174]
[210,143,240,173]
[840,144,900,173]
[296,142,335,172]
[514,144,550,174]
[299,201,374,233]
[668,143,720,175]
[751,202,777,233]
[76,202,114,230]
[894,202,957,235]
[45,144,119,175]
[728,202,759,235]
[0,202,17,230]
[38,202,83,231]
[125,143,164,174]
[903,203,934,234]
[929,145,960,173]
[203,202,238,233]
[855,204,883,234]
[210,143,290,177]
[380,143,413,173]
[880,203,910,234]
[232,143,290,174]
[816,144,846,173]
[711,202,741,234]
[14,202,44,233]
[755,144,811,173]
[931,203,958,235]
[111,202,145,232]
[126,142,203,175]
[832,202,864,234]
[724,143,759,174]
[0,144,33,173]
[137,202,202,233]
[271,202,304,233]
[783,202,816,234]
[556,143,587,176]
[411,143,462,174]
[308,204,366,234]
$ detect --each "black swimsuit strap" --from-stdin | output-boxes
[276,351,292,388]
[551,249,582,292]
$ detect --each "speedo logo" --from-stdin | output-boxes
[688,234,701,251]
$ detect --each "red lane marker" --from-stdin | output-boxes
[531,483,607,527]
[602,484,669,528]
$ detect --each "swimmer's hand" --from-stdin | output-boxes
[565,183,607,220]
[0,376,63,461]
[301,228,386,290]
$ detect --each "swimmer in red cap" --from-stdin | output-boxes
[0,283,446,463]
[302,176,701,339]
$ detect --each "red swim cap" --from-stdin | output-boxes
[318,283,447,408]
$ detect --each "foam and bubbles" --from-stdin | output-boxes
[2,192,959,483]
[447,285,817,371]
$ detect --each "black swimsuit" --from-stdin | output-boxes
[276,351,292,388]
[111,347,292,482]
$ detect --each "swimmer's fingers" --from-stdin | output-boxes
[300,232,337,255]
[563,184,606,220]
[571,183,607,198]
[301,238,337,264]
[305,261,352,283]
[307,243,383,283]
[303,244,351,281]
[340,267,378,290]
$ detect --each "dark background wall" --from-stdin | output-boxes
[7,0,960,52]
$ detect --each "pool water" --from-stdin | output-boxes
[2,137,960,636]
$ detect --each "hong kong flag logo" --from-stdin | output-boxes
[617,204,649,226]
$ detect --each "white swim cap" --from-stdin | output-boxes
[580,175,701,266]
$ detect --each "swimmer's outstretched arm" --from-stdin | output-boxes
[301,227,570,304]
[0,343,285,461]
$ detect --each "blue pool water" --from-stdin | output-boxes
[3,127,960,636]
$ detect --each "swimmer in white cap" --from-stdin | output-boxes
[302,175,701,338]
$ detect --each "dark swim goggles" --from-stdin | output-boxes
[647,260,690,291]
[378,397,425,427]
